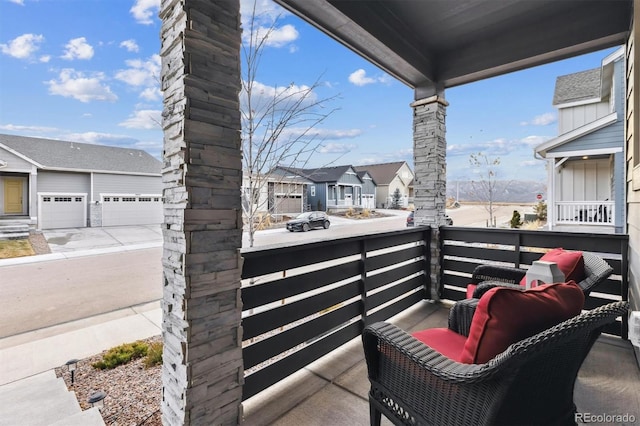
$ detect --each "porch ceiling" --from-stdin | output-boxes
[274,0,632,98]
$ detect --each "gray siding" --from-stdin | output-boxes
[0,147,34,172]
[551,121,623,153]
[93,173,162,199]
[338,171,362,185]
[361,178,375,195]
[37,171,90,194]
[309,183,327,211]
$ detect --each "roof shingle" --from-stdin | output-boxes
[0,134,161,175]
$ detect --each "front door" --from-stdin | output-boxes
[4,179,23,214]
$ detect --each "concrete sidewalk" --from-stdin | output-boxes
[0,301,162,386]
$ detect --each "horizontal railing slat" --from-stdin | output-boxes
[367,275,424,311]
[243,280,360,340]
[365,244,424,272]
[367,260,425,292]
[242,259,360,309]
[243,321,361,400]
[243,301,360,370]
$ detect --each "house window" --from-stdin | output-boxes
[122,197,136,202]
[54,197,72,202]
[113,197,120,202]
[310,185,316,197]
[75,197,82,202]
[139,197,152,202]
[103,197,111,202]
[43,197,51,202]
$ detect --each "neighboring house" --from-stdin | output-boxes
[354,161,414,209]
[241,172,310,217]
[0,134,162,230]
[356,170,377,209]
[273,165,368,211]
[535,47,625,234]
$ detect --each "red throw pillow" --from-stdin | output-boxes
[519,248,585,287]
[459,281,584,364]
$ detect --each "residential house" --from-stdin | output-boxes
[535,47,625,234]
[354,161,414,209]
[0,134,162,230]
[241,171,310,218]
[356,170,377,209]
[272,165,369,211]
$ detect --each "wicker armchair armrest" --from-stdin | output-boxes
[448,298,478,337]
[362,322,506,425]
[472,281,524,299]
[471,264,526,285]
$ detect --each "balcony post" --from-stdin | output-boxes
[160,0,244,424]
[411,92,448,300]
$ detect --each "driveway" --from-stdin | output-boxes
[42,224,163,253]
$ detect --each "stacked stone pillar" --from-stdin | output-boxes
[160,0,244,424]
[411,95,448,300]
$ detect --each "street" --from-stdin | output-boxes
[0,204,532,338]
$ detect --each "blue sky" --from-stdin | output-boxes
[0,0,620,182]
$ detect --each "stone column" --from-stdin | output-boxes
[160,0,244,424]
[411,94,448,300]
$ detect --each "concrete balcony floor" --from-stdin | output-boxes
[243,300,640,425]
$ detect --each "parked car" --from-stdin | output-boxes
[406,211,453,226]
[286,212,330,232]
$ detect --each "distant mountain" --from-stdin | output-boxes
[446,180,546,203]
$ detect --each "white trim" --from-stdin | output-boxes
[546,146,622,159]
[601,46,624,67]
[554,157,570,169]
[0,143,44,168]
[100,193,162,197]
[43,167,160,177]
[535,112,617,156]
[38,191,88,196]
[555,97,602,109]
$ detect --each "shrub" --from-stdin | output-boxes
[361,209,371,218]
[92,341,149,370]
[143,341,163,368]
[534,201,547,221]
[510,210,522,228]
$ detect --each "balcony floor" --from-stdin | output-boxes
[242,301,640,425]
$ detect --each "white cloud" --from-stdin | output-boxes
[319,143,357,154]
[348,69,389,86]
[8,0,25,5]
[248,24,299,48]
[119,109,161,129]
[0,33,44,59]
[115,54,160,87]
[520,112,556,126]
[46,69,117,103]
[140,87,162,101]
[0,124,59,133]
[65,131,138,146]
[120,39,140,52]
[130,0,160,25]
[241,80,319,112]
[61,37,94,60]
[39,55,51,63]
[520,135,552,147]
[240,0,297,48]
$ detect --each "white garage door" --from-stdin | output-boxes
[40,194,86,229]
[362,194,375,209]
[101,194,163,226]
[274,195,302,214]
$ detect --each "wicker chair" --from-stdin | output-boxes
[362,300,628,426]
[470,251,613,299]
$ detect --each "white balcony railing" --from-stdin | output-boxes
[555,201,614,225]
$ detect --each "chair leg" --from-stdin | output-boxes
[370,400,382,426]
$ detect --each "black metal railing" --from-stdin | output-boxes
[439,227,629,337]
[240,227,431,400]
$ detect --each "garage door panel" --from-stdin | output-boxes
[102,195,163,226]
[274,195,302,214]
[40,195,86,229]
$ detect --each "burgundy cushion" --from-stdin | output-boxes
[466,284,477,299]
[460,281,584,364]
[519,248,585,287]
[412,328,467,362]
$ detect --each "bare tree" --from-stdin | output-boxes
[240,2,340,247]
[469,152,503,227]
